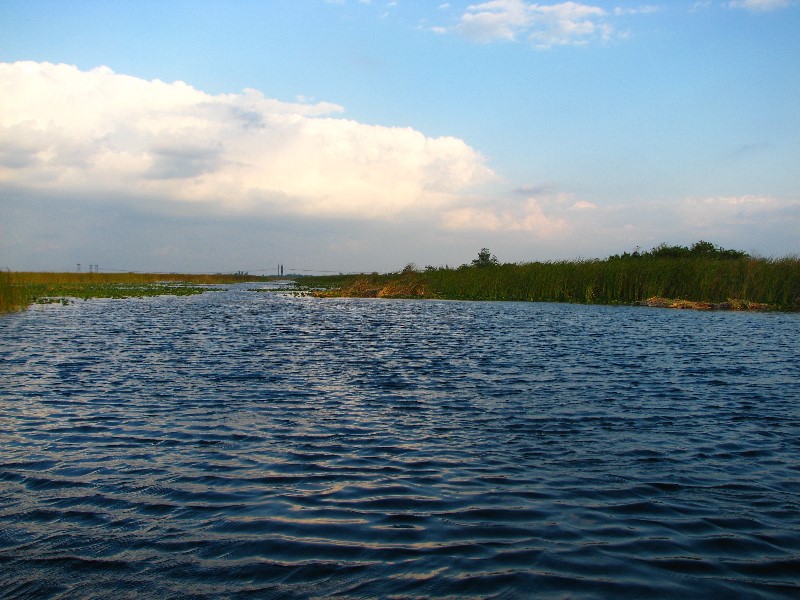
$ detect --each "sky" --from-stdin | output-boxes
[1,0,798,274]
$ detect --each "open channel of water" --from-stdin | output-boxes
[1,284,798,598]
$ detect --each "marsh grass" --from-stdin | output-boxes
[305,255,800,310]
[4,252,798,313]
[0,270,28,313]
[0,272,271,314]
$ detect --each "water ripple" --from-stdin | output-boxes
[1,288,799,597]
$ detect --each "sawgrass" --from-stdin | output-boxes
[421,256,799,308]
[4,247,798,313]
[0,271,271,314]
[0,270,28,313]
[304,253,800,311]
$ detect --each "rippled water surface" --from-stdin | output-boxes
[1,285,799,598]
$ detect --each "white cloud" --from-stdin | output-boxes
[442,190,574,234]
[728,0,792,11]
[569,200,597,209]
[613,5,662,16]
[456,0,534,43]
[450,0,616,48]
[438,188,799,259]
[0,61,493,219]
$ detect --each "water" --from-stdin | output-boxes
[1,285,799,598]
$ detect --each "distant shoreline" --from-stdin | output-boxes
[311,282,780,312]
[3,246,799,314]
[303,252,798,312]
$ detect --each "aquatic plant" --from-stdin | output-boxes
[4,243,798,313]
[305,244,800,311]
[0,270,29,313]
[0,272,273,314]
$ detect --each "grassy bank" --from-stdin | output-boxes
[307,245,800,311]
[4,243,799,314]
[0,271,271,314]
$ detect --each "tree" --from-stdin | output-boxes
[472,248,499,267]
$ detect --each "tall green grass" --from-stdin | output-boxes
[419,256,799,308]
[0,270,29,313]
[302,253,800,310]
[4,251,799,313]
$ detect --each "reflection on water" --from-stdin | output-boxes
[1,285,799,598]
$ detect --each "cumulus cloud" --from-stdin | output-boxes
[0,61,493,219]
[442,188,580,234]
[448,0,617,48]
[728,0,792,12]
[613,5,662,16]
[438,187,798,259]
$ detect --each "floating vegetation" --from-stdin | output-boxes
[0,272,273,314]
[28,283,218,304]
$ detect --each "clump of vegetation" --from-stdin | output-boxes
[0,270,28,313]
[609,240,749,260]
[471,248,499,268]
[0,271,272,314]
[314,264,431,299]
[305,243,800,311]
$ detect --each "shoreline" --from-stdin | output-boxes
[639,297,771,311]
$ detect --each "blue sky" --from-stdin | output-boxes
[1,0,798,273]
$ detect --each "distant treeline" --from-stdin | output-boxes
[308,242,800,310]
[609,240,749,261]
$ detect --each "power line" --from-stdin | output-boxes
[93,265,356,275]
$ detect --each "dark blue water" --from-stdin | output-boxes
[1,285,799,598]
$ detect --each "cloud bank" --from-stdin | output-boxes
[2,61,796,271]
[0,61,493,219]
[441,187,799,257]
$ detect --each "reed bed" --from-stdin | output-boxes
[0,270,29,313]
[421,257,799,308]
[0,271,272,314]
[4,250,798,313]
[305,254,800,311]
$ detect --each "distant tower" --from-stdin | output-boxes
[280,264,284,277]
[77,263,81,273]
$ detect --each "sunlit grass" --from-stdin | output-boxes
[0,270,28,313]
[0,271,272,314]
[4,248,798,314]
[303,254,800,311]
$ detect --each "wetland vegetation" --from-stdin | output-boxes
[308,242,800,311]
[0,271,270,314]
[3,242,798,314]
